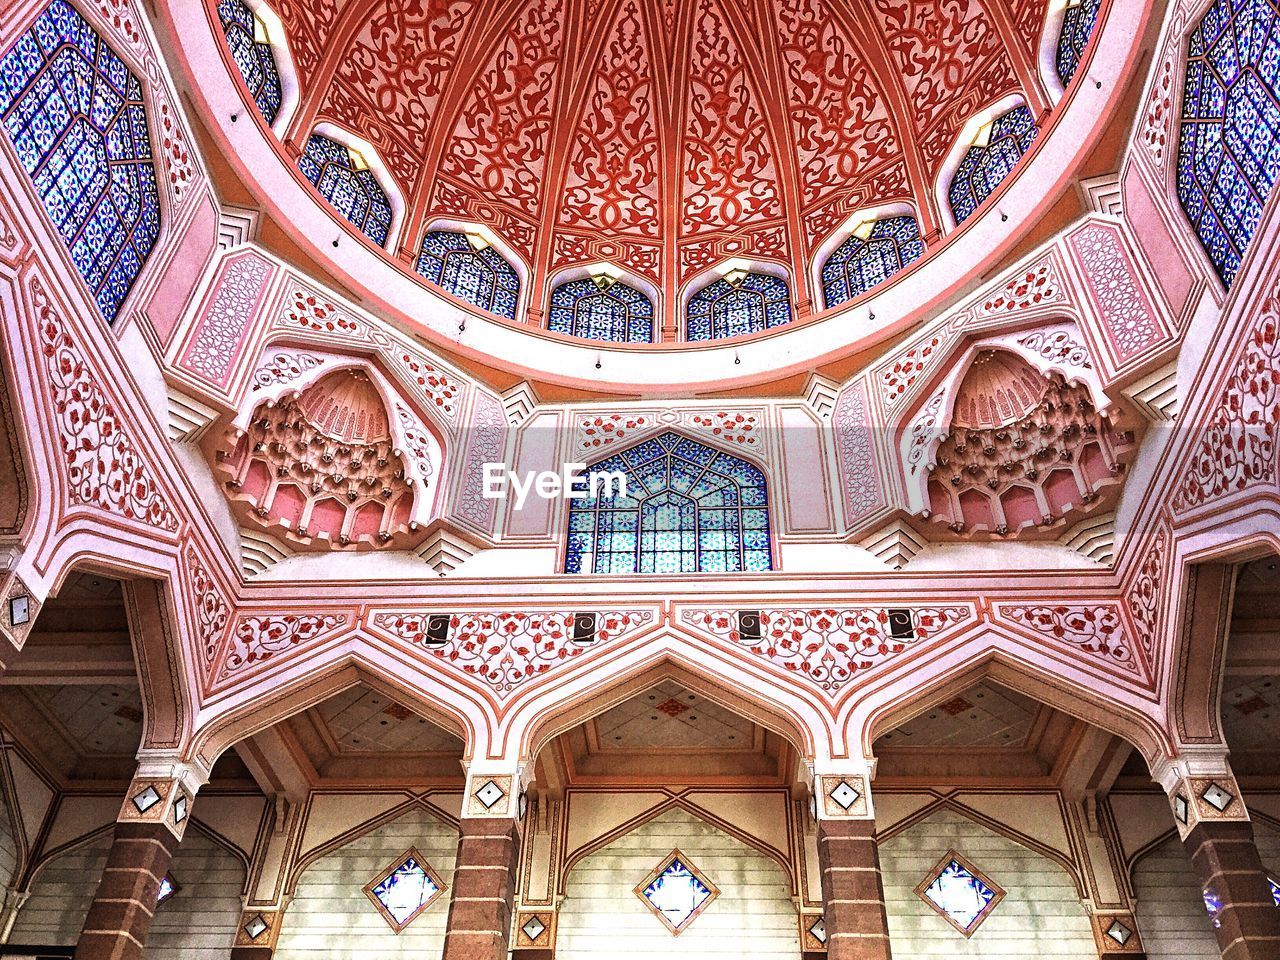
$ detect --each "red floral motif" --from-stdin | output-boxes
[252,351,324,390]
[94,0,143,49]
[221,614,347,678]
[34,281,180,532]
[1142,18,1182,165]
[156,98,193,202]
[185,544,229,665]
[395,350,461,420]
[774,0,899,215]
[269,0,341,83]
[882,335,944,408]
[438,0,564,216]
[372,609,654,696]
[685,411,758,446]
[681,0,782,235]
[396,405,435,483]
[683,606,972,694]
[557,0,659,239]
[1016,328,1092,369]
[283,288,365,337]
[1127,523,1167,656]
[1174,303,1280,512]
[1002,603,1144,677]
[577,413,652,451]
[870,0,1019,173]
[980,259,1062,314]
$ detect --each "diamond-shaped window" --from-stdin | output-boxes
[634,850,719,935]
[362,848,446,932]
[1269,875,1280,908]
[915,851,1004,936]
[156,874,178,904]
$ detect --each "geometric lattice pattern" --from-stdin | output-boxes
[915,852,1005,936]
[0,0,161,322]
[685,272,792,341]
[634,850,718,935]
[1177,0,1280,287]
[297,133,393,246]
[216,0,282,124]
[548,276,654,343]
[948,106,1039,225]
[362,849,445,932]
[565,432,771,575]
[415,230,520,321]
[1056,0,1103,87]
[820,216,925,309]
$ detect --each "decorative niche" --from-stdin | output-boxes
[215,362,442,550]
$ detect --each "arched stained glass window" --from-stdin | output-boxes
[1178,0,1280,288]
[1055,0,1102,87]
[548,277,654,343]
[414,230,519,320]
[565,432,772,575]
[298,133,393,246]
[820,216,925,309]
[0,0,161,323]
[216,0,282,125]
[685,272,791,342]
[947,106,1039,225]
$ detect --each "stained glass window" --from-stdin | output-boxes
[297,134,393,246]
[216,0,282,125]
[686,272,791,341]
[362,850,444,932]
[820,216,925,309]
[415,230,519,321]
[916,853,1005,936]
[1269,876,1280,907]
[947,106,1039,225]
[1056,0,1102,87]
[156,874,178,904]
[1177,0,1280,287]
[0,0,161,322]
[634,852,718,934]
[565,432,772,575]
[548,277,654,343]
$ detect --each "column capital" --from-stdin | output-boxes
[461,760,532,822]
[805,758,877,821]
[1152,751,1247,840]
[118,759,205,841]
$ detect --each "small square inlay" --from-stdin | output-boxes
[1174,793,1189,825]
[474,779,505,809]
[1201,781,1234,812]
[808,916,827,944]
[830,779,861,810]
[1105,919,1132,945]
[521,915,547,942]
[131,785,162,813]
[242,914,268,940]
[9,595,30,626]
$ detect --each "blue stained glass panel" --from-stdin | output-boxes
[1056,0,1103,87]
[1269,876,1280,907]
[639,857,713,931]
[216,0,282,125]
[947,106,1040,225]
[156,875,176,904]
[564,432,772,575]
[0,0,161,322]
[415,229,520,320]
[921,858,999,932]
[686,272,791,341]
[371,857,440,926]
[820,215,925,309]
[1177,0,1280,287]
[548,277,654,343]
[297,133,392,246]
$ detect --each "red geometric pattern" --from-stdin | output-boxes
[224,0,1058,327]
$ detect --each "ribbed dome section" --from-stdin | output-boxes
[949,350,1049,430]
[297,370,390,444]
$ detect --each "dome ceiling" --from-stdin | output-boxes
[255,0,1055,314]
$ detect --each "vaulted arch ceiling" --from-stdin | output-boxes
[255,0,1055,313]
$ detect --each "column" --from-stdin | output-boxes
[74,763,202,960]
[441,766,524,960]
[1156,755,1280,960]
[812,763,893,960]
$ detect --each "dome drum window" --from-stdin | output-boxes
[415,229,520,321]
[216,0,282,125]
[685,269,792,342]
[297,133,395,246]
[820,215,926,309]
[947,106,1040,226]
[548,274,655,343]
